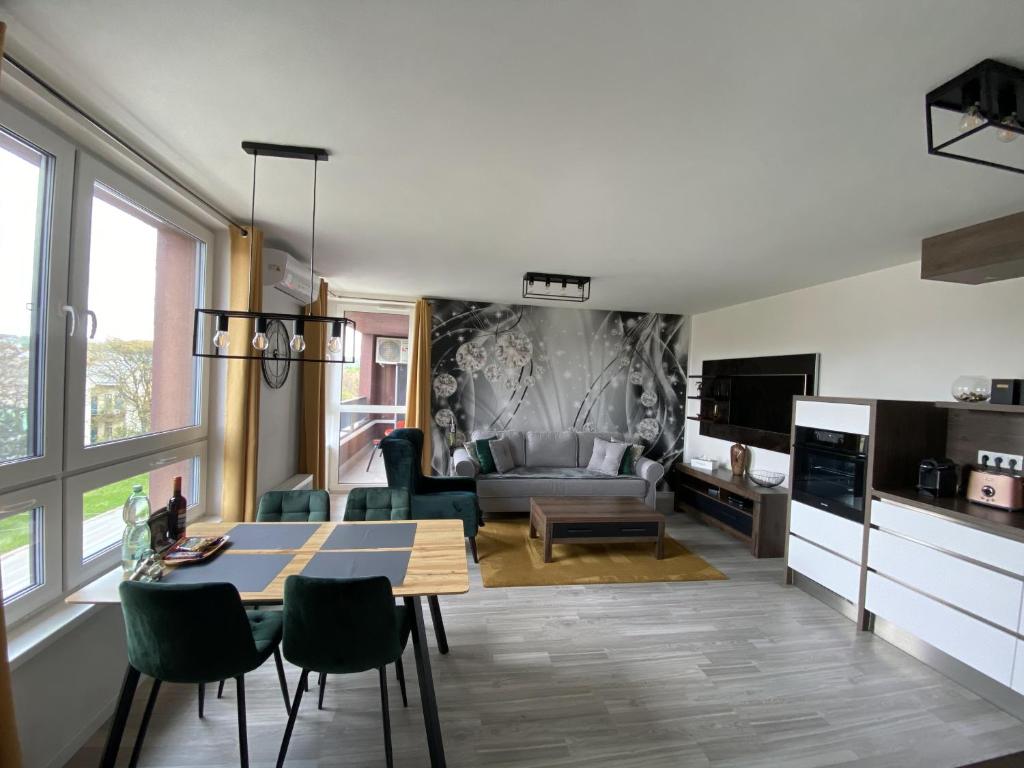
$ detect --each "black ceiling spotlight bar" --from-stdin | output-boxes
[191,141,356,363]
[522,272,592,302]
[926,58,1024,175]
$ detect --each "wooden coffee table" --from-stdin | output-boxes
[529,497,666,562]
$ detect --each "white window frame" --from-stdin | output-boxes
[63,441,207,591]
[0,481,62,624]
[326,299,413,492]
[64,152,212,473]
[0,97,73,491]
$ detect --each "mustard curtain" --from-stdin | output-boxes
[406,298,433,475]
[1,21,25,768]
[221,225,263,522]
[298,279,328,488]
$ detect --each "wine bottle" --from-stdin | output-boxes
[167,476,187,541]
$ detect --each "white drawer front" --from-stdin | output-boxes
[868,528,1024,632]
[790,500,864,562]
[788,535,861,603]
[866,572,1016,686]
[794,400,871,436]
[871,498,1024,576]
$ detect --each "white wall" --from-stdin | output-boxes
[256,288,303,497]
[684,261,1024,479]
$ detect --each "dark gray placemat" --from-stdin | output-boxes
[321,522,417,550]
[300,551,411,586]
[163,553,293,592]
[225,523,320,550]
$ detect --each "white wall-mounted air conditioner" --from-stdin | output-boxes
[375,337,409,365]
[263,248,321,304]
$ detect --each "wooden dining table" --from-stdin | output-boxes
[66,518,470,768]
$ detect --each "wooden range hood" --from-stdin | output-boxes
[922,210,1024,284]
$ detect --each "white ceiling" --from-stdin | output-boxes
[2,0,1024,314]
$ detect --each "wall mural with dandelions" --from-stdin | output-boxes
[428,299,688,473]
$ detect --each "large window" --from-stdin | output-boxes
[0,129,47,467]
[0,96,213,624]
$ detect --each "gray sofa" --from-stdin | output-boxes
[452,429,665,513]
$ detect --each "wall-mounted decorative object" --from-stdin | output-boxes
[260,319,292,389]
[191,142,355,363]
[522,272,591,302]
[926,58,1024,175]
[428,299,688,473]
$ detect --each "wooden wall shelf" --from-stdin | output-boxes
[935,401,1024,415]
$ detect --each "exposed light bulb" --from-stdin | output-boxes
[327,320,343,355]
[290,318,306,353]
[959,103,985,132]
[252,317,269,351]
[997,113,1021,143]
[212,315,230,350]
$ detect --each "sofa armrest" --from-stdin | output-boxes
[634,457,665,508]
[452,447,480,478]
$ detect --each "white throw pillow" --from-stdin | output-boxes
[489,436,515,473]
[587,437,628,476]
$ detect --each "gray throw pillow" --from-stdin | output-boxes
[489,436,515,473]
[463,441,481,465]
[587,437,628,476]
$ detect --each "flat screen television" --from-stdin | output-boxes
[698,354,819,453]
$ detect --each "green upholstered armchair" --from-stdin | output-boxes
[343,487,411,521]
[256,489,330,522]
[112,581,289,768]
[276,575,412,768]
[380,427,482,562]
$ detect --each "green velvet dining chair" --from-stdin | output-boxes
[276,574,413,768]
[109,581,290,768]
[256,489,331,522]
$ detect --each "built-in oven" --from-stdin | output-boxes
[791,426,869,523]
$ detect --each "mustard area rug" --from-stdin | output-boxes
[476,519,728,588]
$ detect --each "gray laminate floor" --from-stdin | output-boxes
[65,512,1024,768]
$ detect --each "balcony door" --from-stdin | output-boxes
[326,300,412,491]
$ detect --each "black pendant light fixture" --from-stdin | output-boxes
[522,271,591,302]
[192,142,355,363]
[926,59,1024,175]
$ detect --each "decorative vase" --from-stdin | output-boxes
[951,375,991,403]
[730,443,749,476]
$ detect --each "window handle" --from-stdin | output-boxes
[61,305,77,337]
[86,309,98,339]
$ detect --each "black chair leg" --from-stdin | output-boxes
[218,679,226,698]
[198,683,205,718]
[379,666,394,768]
[274,648,291,714]
[318,671,327,710]
[128,679,161,768]
[469,535,479,563]
[395,655,408,708]
[427,594,449,655]
[236,675,248,768]
[276,670,310,768]
[99,665,140,768]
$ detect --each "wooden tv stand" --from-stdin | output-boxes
[670,464,787,558]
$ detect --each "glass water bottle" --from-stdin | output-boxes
[121,484,153,574]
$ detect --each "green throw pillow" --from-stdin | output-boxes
[475,438,497,474]
[619,443,643,475]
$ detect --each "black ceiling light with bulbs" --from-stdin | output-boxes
[522,272,591,302]
[191,141,356,364]
[926,58,1024,175]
